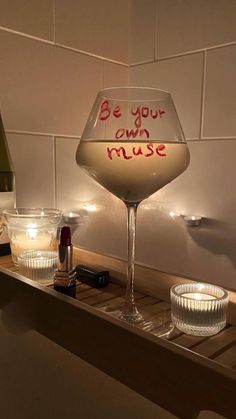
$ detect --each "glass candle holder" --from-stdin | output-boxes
[18,249,58,285]
[3,208,61,266]
[171,282,229,336]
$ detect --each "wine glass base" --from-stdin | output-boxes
[120,311,144,324]
[99,304,175,338]
[120,305,144,324]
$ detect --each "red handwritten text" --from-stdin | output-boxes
[98,99,166,139]
[115,128,149,139]
[107,143,166,160]
[99,100,121,121]
[131,106,166,128]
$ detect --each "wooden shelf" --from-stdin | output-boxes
[1,252,236,417]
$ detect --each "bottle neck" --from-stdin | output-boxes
[0,113,14,173]
[0,171,14,192]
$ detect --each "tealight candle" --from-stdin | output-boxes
[171,283,229,336]
[3,208,61,265]
[11,232,51,258]
[18,250,58,284]
[62,212,80,224]
[180,293,216,301]
[183,215,202,226]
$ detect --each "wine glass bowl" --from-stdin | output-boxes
[76,87,190,332]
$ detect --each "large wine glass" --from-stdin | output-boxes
[76,87,190,333]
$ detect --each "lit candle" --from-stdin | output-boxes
[18,250,58,283]
[183,215,202,226]
[181,292,216,301]
[11,223,52,258]
[62,212,80,224]
[19,250,57,268]
[3,207,61,266]
[171,283,229,336]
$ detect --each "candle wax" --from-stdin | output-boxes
[181,293,216,301]
[11,233,51,257]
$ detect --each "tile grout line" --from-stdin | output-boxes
[55,42,128,66]
[127,0,131,68]
[0,26,128,67]
[0,24,235,68]
[6,129,81,139]
[199,50,207,139]
[187,137,236,141]
[53,0,56,44]
[0,25,54,45]
[154,0,158,61]
[101,60,105,88]
[52,135,57,209]
[130,40,236,68]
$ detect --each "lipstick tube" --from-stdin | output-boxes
[58,241,73,271]
[53,226,76,297]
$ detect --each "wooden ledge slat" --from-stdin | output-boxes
[77,283,120,300]
[134,295,159,307]
[140,302,170,322]
[193,326,236,358]
[82,287,125,306]
[94,292,145,309]
[149,310,172,325]
[172,333,207,349]
[214,343,236,369]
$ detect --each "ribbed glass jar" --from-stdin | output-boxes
[18,250,58,285]
[171,282,229,336]
[3,208,61,265]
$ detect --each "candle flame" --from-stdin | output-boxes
[26,223,38,239]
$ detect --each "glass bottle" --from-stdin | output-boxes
[0,113,15,256]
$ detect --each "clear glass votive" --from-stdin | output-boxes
[171,282,229,336]
[3,208,61,265]
[18,250,58,285]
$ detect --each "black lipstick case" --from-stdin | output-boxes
[75,264,109,288]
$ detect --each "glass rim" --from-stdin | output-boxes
[171,282,229,302]
[98,86,172,102]
[18,249,58,260]
[2,207,62,219]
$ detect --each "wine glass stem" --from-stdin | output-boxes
[124,203,140,320]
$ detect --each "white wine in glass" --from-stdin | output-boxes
[76,87,190,333]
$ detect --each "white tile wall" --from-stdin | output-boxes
[156,0,236,59]
[1,0,236,292]
[0,0,54,40]
[0,2,128,268]
[129,0,156,64]
[136,140,236,290]
[7,133,55,207]
[55,136,236,290]
[0,30,103,136]
[204,45,236,138]
[56,137,99,212]
[103,62,128,87]
[129,0,236,291]
[55,0,129,63]
[130,53,204,139]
